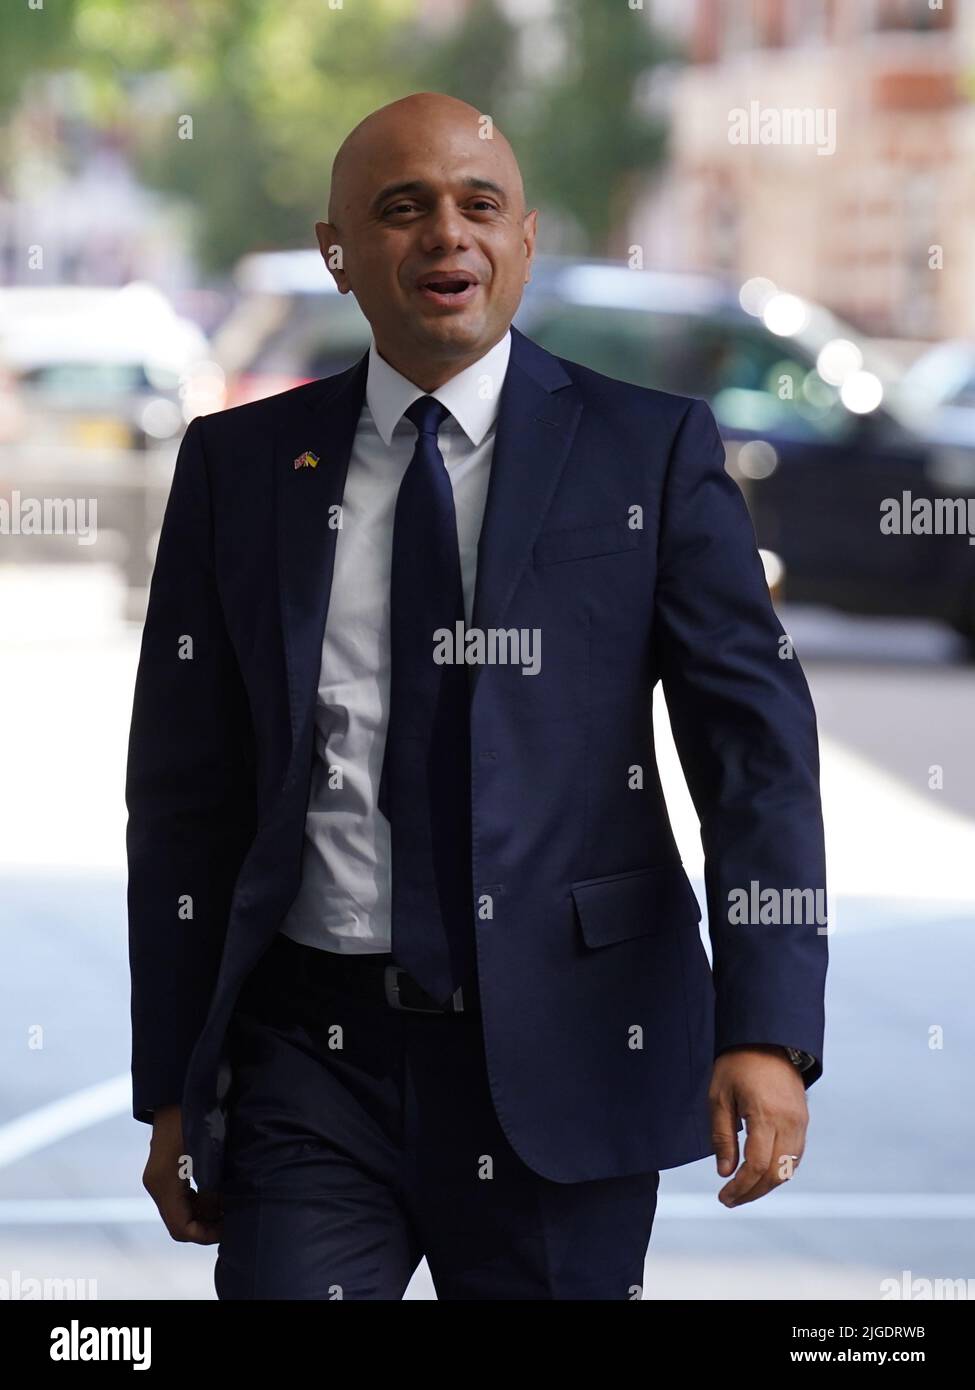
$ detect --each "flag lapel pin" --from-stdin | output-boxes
[293,450,320,470]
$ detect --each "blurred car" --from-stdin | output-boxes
[0,284,226,610]
[0,283,220,462]
[899,339,975,448]
[212,251,372,407]
[517,260,975,646]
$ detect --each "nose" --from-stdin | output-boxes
[418,198,472,256]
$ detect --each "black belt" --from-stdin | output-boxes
[269,932,478,1014]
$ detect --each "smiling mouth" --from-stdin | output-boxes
[415,274,480,306]
[424,278,472,293]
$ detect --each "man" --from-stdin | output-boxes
[127,92,827,1300]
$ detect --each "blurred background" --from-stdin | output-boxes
[1,0,974,1301]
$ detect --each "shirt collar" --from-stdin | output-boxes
[365,329,512,448]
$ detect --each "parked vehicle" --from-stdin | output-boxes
[0,283,218,460]
[518,260,975,645]
[0,284,221,610]
[212,251,371,407]
[900,339,975,448]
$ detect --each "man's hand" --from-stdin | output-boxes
[143,1104,223,1244]
[709,1045,808,1207]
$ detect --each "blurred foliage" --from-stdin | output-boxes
[401,0,674,254]
[0,0,674,272]
[409,0,520,123]
[510,0,674,254]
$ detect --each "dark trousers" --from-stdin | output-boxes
[214,932,660,1300]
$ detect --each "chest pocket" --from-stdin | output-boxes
[533,519,641,566]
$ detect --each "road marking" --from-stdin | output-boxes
[661,1194,975,1219]
[0,1075,130,1170]
[1,1195,975,1224]
[0,1199,157,1224]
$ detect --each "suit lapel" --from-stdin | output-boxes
[468,325,582,703]
[275,352,368,760]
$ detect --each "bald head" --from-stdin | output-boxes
[327,93,525,228]
[316,90,536,390]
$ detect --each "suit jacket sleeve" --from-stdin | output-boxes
[125,415,257,1123]
[651,398,828,1088]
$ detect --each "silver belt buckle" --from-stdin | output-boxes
[383,965,464,1013]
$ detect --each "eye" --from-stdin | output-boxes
[468,199,499,212]
[384,201,419,217]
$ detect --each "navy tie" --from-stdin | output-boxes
[377,395,475,1005]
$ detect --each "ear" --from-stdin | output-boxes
[522,208,538,283]
[315,221,350,293]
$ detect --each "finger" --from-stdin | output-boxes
[769,1101,808,1186]
[733,1123,804,1206]
[729,1136,782,1205]
[729,1116,807,1206]
[774,1132,806,1185]
[154,1180,203,1242]
[709,1092,739,1178]
[719,1116,774,1205]
[182,1217,224,1246]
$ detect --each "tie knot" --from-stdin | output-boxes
[404,395,450,438]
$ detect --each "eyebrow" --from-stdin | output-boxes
[370,177,508,213]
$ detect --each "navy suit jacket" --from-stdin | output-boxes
[125,323,828,1190]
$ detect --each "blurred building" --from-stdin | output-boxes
[643,0,974,339]
[0,73,196,293]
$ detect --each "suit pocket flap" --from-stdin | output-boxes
[570,863,702,948]
[533,520,640,566]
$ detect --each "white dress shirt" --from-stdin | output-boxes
[279,328,512,953]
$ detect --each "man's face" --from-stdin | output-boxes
[318,116,536,371]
